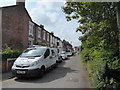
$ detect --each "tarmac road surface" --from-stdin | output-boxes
[2,54,90,88]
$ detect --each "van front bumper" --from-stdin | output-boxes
[12,68,40,77]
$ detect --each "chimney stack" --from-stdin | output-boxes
[16,0,25,7]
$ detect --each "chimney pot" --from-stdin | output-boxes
[16,0,25,6]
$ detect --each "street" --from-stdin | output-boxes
[2,54,90,88]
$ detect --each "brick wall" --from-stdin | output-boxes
[2,59,15,73]
[2,5,31,51]
[2,61,7,73]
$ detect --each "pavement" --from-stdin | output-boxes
[2,71,15,81]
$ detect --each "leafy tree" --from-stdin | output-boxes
[117,2,120,55]
[62,2,120,88]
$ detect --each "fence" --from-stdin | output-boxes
[2,58,16,73]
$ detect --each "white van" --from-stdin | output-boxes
[11,46,58,78]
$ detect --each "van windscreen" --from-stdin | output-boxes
[20,48,45,57]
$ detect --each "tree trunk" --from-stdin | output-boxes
[116,2,120,56]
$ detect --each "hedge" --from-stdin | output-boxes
[1,46,21,61]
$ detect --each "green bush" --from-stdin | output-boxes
[62,2,120,89]
[80,46,120,88]
[2,46,21,61]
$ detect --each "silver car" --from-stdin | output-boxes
[60,51,68,60]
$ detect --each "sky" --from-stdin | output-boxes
[0,0,82,47]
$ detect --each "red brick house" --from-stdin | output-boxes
[1,0,71,51]
[1,0,54,50]
[63,40,73,51]
[1,1,34,50]
[34,24,50,47]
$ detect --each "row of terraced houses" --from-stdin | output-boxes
[0,0,73,51]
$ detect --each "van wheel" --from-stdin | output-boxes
[39,67,45,78]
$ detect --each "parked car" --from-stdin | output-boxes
[71,49,75,56]
[11,46,58,78]
[66,50,72,57]
[59,51,68,60]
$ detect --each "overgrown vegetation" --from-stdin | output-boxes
[1,45,21,61]
[62,2,120,88]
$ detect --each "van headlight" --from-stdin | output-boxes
[12,62,17,69]
[13,62,16,66]
[30,61,38,66]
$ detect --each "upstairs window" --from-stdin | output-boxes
[50,35,52,43]
[43,30,46,40]
[38,27,41,38]
[29,21,34,36]
[47,33,49,41]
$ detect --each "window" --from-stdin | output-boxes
[50,35,52,44]
[47,33,49,41]
[43,30,46,40]
[29,21,34,36]
[44,49,50,58]
[28,40,33,47]
[51,50,55,56]
[28,41,31,46]
[20,48,45,57]
[52,37,54,44]
[38,27,41,38]
[38,30,41,38]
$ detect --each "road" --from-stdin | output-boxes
[2,54,90,88]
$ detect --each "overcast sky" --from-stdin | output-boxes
[0,0,82,47]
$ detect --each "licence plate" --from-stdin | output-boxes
[17,71,26,74]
